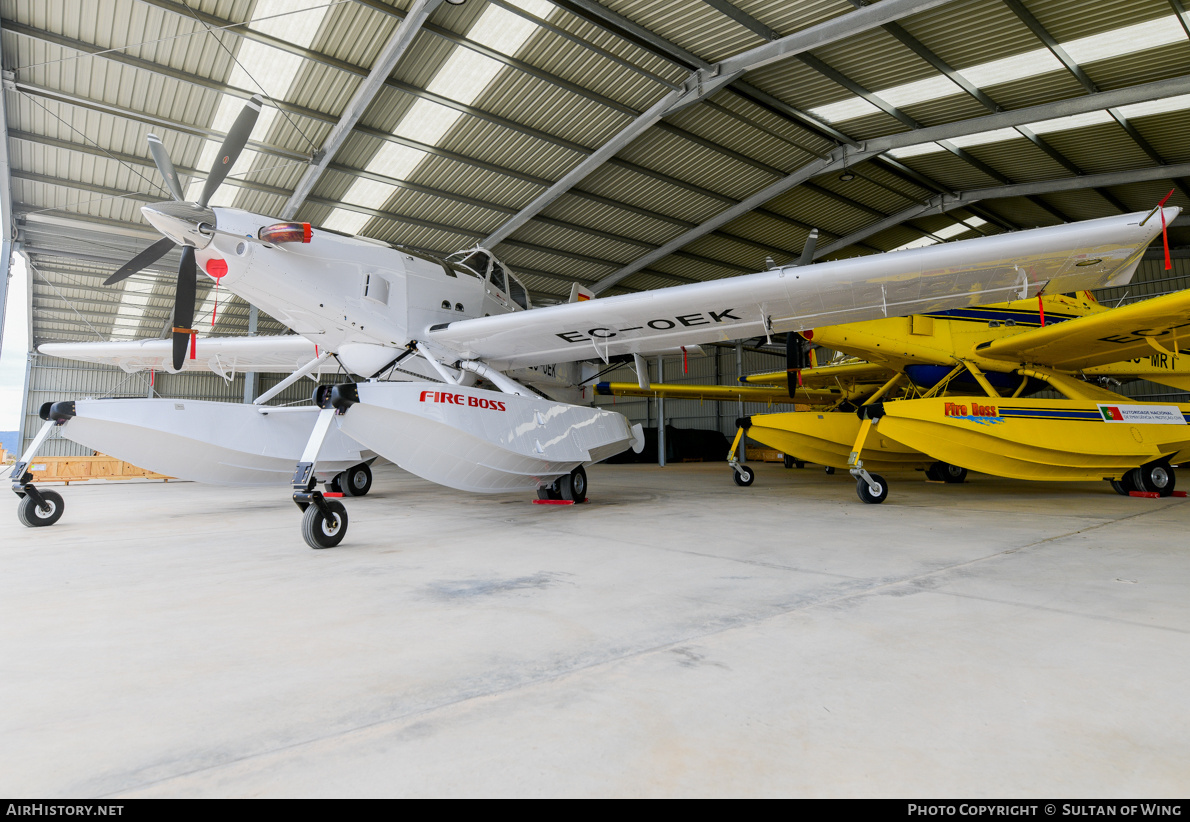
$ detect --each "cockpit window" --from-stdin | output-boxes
[489,261,507,293]
[508,275,530,309]
[449,249,489,280]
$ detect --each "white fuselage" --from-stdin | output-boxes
[187,209,507,379]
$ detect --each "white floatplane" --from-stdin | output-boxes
[13,96,1177,547]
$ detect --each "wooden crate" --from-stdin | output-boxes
[23,454,172,484]
[750,449,787,463]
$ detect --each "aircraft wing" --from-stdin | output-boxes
[39,335,331,376]
[426,209,1172,370]
[974,289,1190,370]
[741,360,895,388]
[592,382,857,405]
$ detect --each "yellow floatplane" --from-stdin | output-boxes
[725,288,1190,502]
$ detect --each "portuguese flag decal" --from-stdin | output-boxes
[1101,406,1124,421]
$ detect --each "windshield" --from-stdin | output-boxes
[448,249,490,280]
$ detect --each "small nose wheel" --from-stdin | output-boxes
[855,473,888,504]
[732,465,755,486]
[17,489,65,527]
[301,499,348,549]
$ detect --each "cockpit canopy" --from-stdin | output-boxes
[446,248,531,310]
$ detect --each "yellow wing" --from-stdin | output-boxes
[741,360,896,388]
[593,381,862,406]
[974,289,1190,370]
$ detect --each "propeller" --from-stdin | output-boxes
[797,228,818,267]
[786,331,813,398]
[147,134,184,202]
[172,247,197,370]
[198,96,262,208]
[103,236,176,286]
[108,95,263,370]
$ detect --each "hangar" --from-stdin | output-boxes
[1,0,1188,797]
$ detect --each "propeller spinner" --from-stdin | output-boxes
[107,95,263,370]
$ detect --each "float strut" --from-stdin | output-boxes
[727,419,750,479]
[290,403,341,513]
[10,418,64,507]
[848,406,882,492]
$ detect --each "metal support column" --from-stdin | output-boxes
[735,344,746,463]
[16,350,32,454]
[656,355,665,467]
[714,343,722,438]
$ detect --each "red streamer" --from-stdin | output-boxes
[190,332,197,360]
[210,280,219,327]
[682,346,688,374]
[1038,294,1045,328]
[1159,188,1175,271]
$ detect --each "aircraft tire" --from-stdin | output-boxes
[340,463,373,497]
[1109,474,1137,496]
[1131,460,1176,497]
[783,454,794,469]
[557,466,587,502]
[537,485,558,500]
[733,465,755,487]
[940,463,968,484]
[302,500,348,549]
[570,466,587,502]
[824,466,835,475]
[856,474,888,504]
[17,490,64,527]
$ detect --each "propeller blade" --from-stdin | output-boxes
[797,228,819,267]
[147,134,184,202]
[198,94,263,208]
[103,237,177,286]
[171,246,198,371]
[786,333,812,398]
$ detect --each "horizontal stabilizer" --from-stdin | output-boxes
[40,335,333,376]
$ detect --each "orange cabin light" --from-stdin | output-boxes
[259,222,312,244]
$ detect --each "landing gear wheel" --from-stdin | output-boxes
[733,465,755,487]
[17,490,64,527]
[302,500,348,549]
[783,454,794,469]
[1109,473,1138,496]
[557,466,587,502]
[1131,460,1176,497]
[537,486,558,501]
[824,466,835,475]
[856,474,888,504]
[339,463,373,497]
[940,463,967,484]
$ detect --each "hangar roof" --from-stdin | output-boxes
[5,0,1190,346]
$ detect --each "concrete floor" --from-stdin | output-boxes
[2,460,1188,797]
